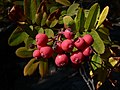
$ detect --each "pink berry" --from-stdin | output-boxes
[74,37,86,50]
[82,46,93,56]
[55,54,68,67]
[82,34,94,46]
[63,28,73,39]
[35,33,48,46]
[54,42,64,54]
[37,45,42,50]
[40,46,54,58]
[33,49,41,59]
[70,51,84,64]
[61,39,74,52]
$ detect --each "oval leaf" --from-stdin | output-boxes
[16,47,34,58]
[55,0,71,6]
[84,3,100,31]
[24,58,39,76]
[45,29,54,38]
[67,3,79,16]
[8,26,28,46]
[96,6,109,29]
[90,30,105,54]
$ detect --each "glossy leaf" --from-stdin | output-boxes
[90,30,105,54]
[74,8,85,32]
[39,60,48,78]
[67,3,79,16]
[8,26,28,46]
[50,19,58,28]
[55,0,71,6]
[35,26,44,33]
[84,3,100,31]
[16,47,34,58]
[24,58,39,76]
[96,6,109,29]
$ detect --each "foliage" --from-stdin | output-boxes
[7,0,120,89]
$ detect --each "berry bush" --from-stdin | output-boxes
[7,0,120,90]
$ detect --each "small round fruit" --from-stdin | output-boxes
[74,37,86,50]
[54,42,64,54]
[82,46,93,56]
[40,46,54,58]
[55,54,68,67]
[37,45,42,50]
[61,39,74,52]
[33,49,41,59]
[35,33,48,46]
[63,28,73,39]
[70,51,84,64]
[82,34,94,46]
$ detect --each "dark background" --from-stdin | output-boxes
[0,0,120,90]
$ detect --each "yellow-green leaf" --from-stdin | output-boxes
[96,6,109,29]
[24,58,39,76]
[109,57,119,67]
[16,47,34,58]
[55,0,71,6]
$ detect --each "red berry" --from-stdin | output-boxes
[55,54,68,67]
[82,46,93,56]
[70,51,84,64]
[61,39,74,52]
[82,34,94,46]
[35,33,48,46]
[74,37,86,50]
[54,42,64,54]
[33,49,41,59]
[63,28,73,39]
[37,45,42,50]
[40,46,54,58]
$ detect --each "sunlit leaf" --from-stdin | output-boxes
[84,3,100,31]
[41,12,47,26]
[45,29,54,38]
[8,26,28,46]
[67,3,79,16]
[24,58,39,76]
[35,26,44,33]
[50,19,58,28]
[90,30,105,54]
[109,57,119,67]
[16,47,34,58]
[96,6,109,29]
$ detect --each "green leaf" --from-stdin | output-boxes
[8,26,28,46]
[45,29,54,38]
[96,6,109,29]
[67,3,79,16]
[63,16,75,28]
[41,12,48,26]
[24,0,31,18]
[16,47,34,58]
[84,3,100,31]
[24,37,36,48]
[50,19,58,28]
[39,60,48,78]
[35,26,44,33]
[24,58,39,76]
[91,54,102,70]
[74,8,85,32]
[55,0,71,6]
[90,30,105,54]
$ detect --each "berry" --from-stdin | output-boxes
[63,28,73,39]
[54,42,64,54]
[35,33,48,46]
[40,46,54,58]
[55,54,68,67]
[61,39,74,52]
[74,37,86,50]
[33,49,41,59]
[37,45,42,50]
[70,51,84,64]
[82,34,94,46]
[82,46,93,56]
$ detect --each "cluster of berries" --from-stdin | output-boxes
[33,28,94,67]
